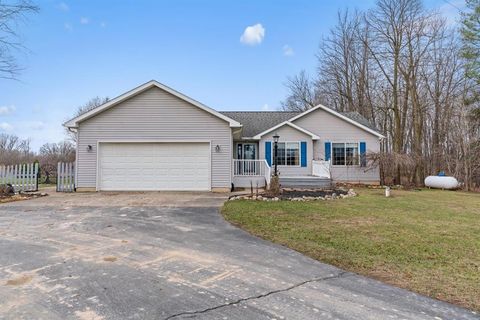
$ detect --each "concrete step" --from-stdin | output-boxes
[279,176,332,188]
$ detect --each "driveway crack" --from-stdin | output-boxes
[163,271,350,319]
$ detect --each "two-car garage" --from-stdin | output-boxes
[65,81,240,192]
[98,142,211,191]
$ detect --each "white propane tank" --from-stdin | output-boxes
[424,176,459,190]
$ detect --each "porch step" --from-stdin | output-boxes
[280,176,332,189]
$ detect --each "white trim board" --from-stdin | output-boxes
[288,104,386,139]
[64,80,242,129]
[252,121,320,140]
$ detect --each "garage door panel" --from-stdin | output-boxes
[99,143,210,191]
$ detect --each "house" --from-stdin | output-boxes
[64,80,385,192]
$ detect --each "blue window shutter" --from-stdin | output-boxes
[300,142,307,167]
[325,142,331,161]
[265,141,272,166]
[360,142,366,167]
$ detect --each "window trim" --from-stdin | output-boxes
[271,141,301,167]
[330,142,360,167]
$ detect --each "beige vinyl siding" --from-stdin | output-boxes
[76,86,232,189]
[292,108,380,182]
[259,125,313,176]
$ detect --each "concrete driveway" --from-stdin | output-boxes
[0,192,477,320]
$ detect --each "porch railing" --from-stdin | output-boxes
[312,160,331,178]
[264,160,271,187]
[233,159,266,176]
[233,159,272,187]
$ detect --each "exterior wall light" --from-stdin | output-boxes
[215,145,221,152]
[87,145,93,152]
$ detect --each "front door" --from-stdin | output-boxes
[236,143,257,174]
[243,143,256,160]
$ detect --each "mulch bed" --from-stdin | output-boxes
[230,188,355,201]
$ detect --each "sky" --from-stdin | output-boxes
[0,0,465,151]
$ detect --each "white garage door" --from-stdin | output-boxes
[98,142,210,191]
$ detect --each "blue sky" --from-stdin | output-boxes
[0,0,464,151]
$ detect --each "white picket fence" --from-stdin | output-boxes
[57,162,75,192]
[0,163,39,192]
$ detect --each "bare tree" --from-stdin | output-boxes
[0,0,39,80]
[39,141,75,161]
[280,70,319,111]
[65,96,109,142]
[281,0,480,190]
[0,133,32,164]
[38,140,75,184]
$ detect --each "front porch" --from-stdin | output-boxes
[231,158,331,189]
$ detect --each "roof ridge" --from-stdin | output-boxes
[220,111,300,113]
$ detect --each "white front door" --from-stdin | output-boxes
[98,142,210,191]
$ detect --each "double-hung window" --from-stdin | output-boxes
[274,142,299,166]
[332,143,359,166]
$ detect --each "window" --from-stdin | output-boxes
[332,143,359,166]
[277,143,286,165]
[273,142,299,166]
[346,143,359,165]
[286,142,299,166]
[332,143,345,165]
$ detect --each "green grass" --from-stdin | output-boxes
[222,188,480,311]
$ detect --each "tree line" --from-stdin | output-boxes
[0,133,75,183]
[0,96,108,182]
[282,0,480,190]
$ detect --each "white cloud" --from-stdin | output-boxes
[0,105,15,115]
[64,23,73,31]
[240,23,265,46]
[0,122,13,131]
[80,17,90,25]
[262,104,271,111]
[57,2,69,12]
[283,45,294,56]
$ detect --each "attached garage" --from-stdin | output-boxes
[64,80,241,192]
[98,142,210,191]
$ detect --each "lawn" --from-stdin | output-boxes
[222,188,480,311]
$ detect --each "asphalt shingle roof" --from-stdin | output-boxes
[221,109,381,137]
[341,112,380,132]
[220,111,300,137]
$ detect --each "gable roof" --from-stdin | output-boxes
[64,80,242,128]
[289,104,385,138]
[252,121,320,140]
[220,111,299,138]
[341,112,379,132]
[222,109,383,138]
